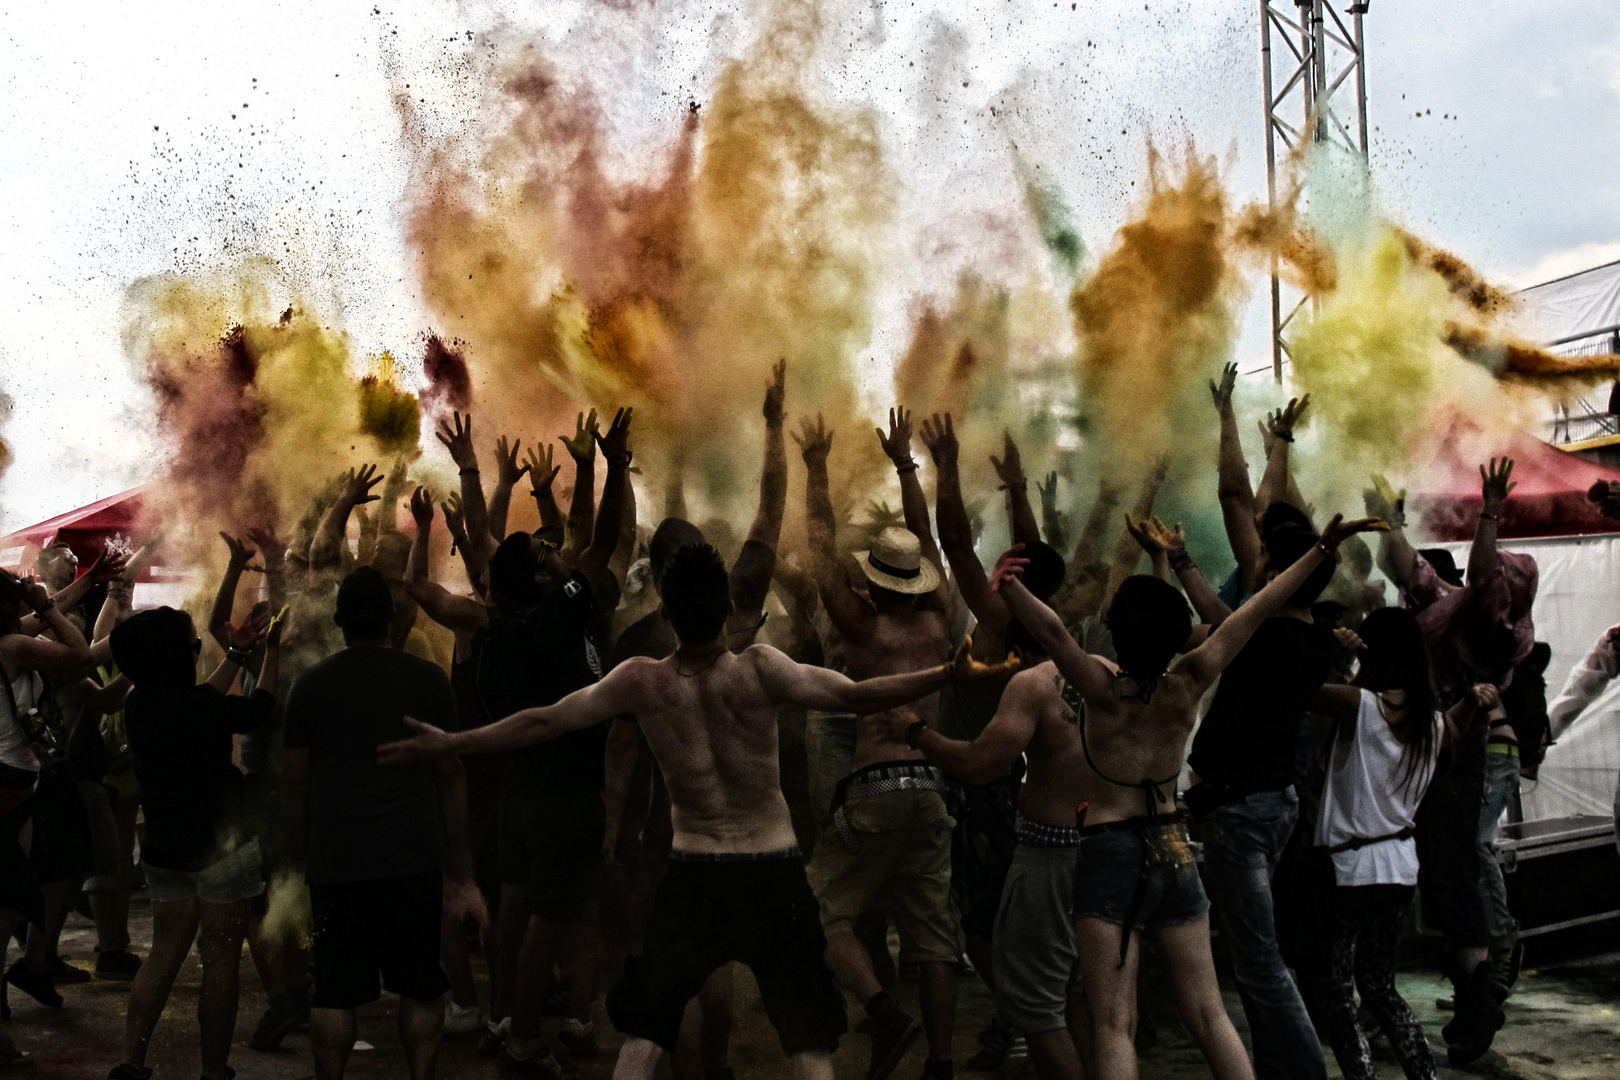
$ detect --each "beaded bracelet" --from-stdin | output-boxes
[1167,548,1197,573]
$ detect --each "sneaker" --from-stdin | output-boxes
[444,1000,485,1039]
[46,955,90,985]
[556,1018,598,1061]
[249,988,309,1051]
[1489,940,1524,994]
[95,950,143,982]
[4,961,61,1010]
[107,1066,152,1080]
[478,1016,512,1059]
[1444,965,1506,1067]
[867,999,923,1080]
[498,1047,565,1079]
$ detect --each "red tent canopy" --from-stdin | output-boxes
[0,488,156,579]
[1410,424,1620,541]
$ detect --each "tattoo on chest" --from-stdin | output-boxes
[1054,674,1083,725]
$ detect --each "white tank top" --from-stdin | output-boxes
[0,666,42,774]
[1314,688,1440,887]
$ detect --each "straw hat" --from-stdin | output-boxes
[855,527,941,596]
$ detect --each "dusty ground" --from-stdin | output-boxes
[12,897,1620,1079]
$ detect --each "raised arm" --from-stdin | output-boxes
[1364,475,1417,587]
[209,533,259,649]
[1210,363,1262,590]
[1,577,93,673]
[1105,457,1169,600]
[922,413,1008,643]
[748,360,789,550]
[246,526,288,614]
[751,641,1016,716]
[1255,395,1307,516]
[877,405,950,612]
[1177,515,1386,692]
[379,658,647,764]
[993,550,1118,703]
[1469,458,1514,588]
[560,409,599,558]
[523,444,564,534]
[906,666,1042,784]
[310,465,383,571]
[487,435,531,542]
[573,408,633,588]
[610,471,639,582]
[405,487,489,632]
[1129,515,1232,626]
[437,412,490,550]
[1549,626,1620,740]
[796,415,871,637]
[990,432,1042,547]
[1038,472,1068,552]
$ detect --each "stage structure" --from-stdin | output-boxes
[1259,0,1370,381]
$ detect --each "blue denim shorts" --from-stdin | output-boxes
[1073,827,1208,930]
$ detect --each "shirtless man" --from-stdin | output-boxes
[379,543,1016,1080]
[797,409,959,1080]
[894,539,1093,1080]
[995,514,1383,1080]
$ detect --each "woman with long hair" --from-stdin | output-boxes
[0,566,96,1065]
[1308,607,1479,1080]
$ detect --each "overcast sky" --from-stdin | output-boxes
[3,0,1619,532]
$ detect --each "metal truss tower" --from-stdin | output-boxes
[1260,0,1370,381]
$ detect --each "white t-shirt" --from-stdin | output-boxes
[0,669,42,774]
[1314,688,1440,887]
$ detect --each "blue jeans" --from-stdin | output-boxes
[1478,751,1520,950]
[1200,788,1328,1080]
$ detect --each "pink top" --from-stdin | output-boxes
[1401,550,1537,704]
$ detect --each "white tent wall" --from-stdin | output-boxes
[1430,533,1620,821]
[1516,260,1620,345]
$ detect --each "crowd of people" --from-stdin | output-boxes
[0,358,1596,1080]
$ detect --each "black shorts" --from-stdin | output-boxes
[607,851,846,1056]
[29,772,92,885]
[1415,778,1489,948]
[497,773,604,923]
[309,870,451,1010]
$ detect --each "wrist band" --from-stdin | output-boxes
[1167,548,1197,573]
[225,648,252,667]
[904,720,929,749]
[1316,536,1340,557]
[1479,512,1499,521]
[29,597,55,616]
[607,454,633,468]
[894,458,918,475]
[1277,431,1295,443]
[459,467,479,476]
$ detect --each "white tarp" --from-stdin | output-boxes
[1431,534,1620,820]
[1516,260,1620,346]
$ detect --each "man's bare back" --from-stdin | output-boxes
[843,604,953,770]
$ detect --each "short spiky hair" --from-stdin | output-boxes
[660,543,731,645]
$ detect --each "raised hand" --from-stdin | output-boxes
[949,636,1022,682]
[19,578,51,612]
[83,549,133,584]
[560,409,600,463]
[341,464,384,507]
[990,431,1026,490]
[245,526,286,565]
[496,436,530,488]
[918,413,958,468]
[1037,472,1061,513]
[219,532,260,573]
[989,545,1029,592]
[875,405,914,465]
[1125,513,1182,558]
[863,500,904,530]
[1266,394,1310,443]
[1363,474,1406,527]
[793,415,834,466]
[524,444,561,494]
[1472,683,1503,713]
[409,485,435,528]
[435,412,478,471]
[441,492,468,551]
[594,406,634,465]
[1480,457,1516,510]
[1321,514,1390,549]
[377,715,455,767]
[763,359,787,428]
[1333,627,1366,654]
[1209,361,1238,413]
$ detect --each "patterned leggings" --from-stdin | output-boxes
[1315,884,1437,1080]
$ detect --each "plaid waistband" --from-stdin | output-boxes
[1016,816,1081,848]
[843,761,947,801]
[667,846,803,863]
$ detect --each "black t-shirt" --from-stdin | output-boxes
[474,572,606,797]
[127,685,277,872]
[282,645,458,886]
[1189,616,1334,795]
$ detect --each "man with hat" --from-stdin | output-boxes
[796,408,961,1080]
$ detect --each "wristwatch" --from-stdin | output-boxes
[904,720,929,749]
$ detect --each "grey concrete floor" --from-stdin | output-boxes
[10,897,1620,1079]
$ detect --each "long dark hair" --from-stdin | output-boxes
[0,571,25,639]
[1354,607,1439,795]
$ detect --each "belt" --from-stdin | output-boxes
[1077,812,1193,968]
[1016,816,1081,849]
[1487,740,1520,758]
[830,762,947,853]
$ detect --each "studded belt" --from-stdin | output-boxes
[829,761,947,853]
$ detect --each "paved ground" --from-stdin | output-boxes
[12,897,1620,1079]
